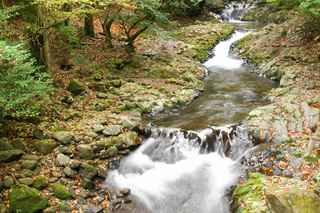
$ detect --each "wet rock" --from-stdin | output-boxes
[12,138,27,151]
[136,102,153,113]
[18,178,34,186]
[53,183,72,200]
[0,139,12,150]
[266,186,320,212]
[79,163,97,180]
[0,149,24,162]
[102,125,122,136]
[80,178,95,190]
[55,154,71,167]
[9,185,48,213]
[106,146,118,157]
[117,132,140,148]
[77,145,95,160]
[68,80,84,95]
[34,140,57,155]
[63,167,78,178]
[33,175,49,190]
[120,189,131,196]
[52,131,74,145]
[21,160,38,170]
[97,164,108,179]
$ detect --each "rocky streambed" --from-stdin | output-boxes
[233,16,320,212]
[0,20,236,213]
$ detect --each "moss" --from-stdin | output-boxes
[9,185,48,213]
[52,183,71,200]
[304,155,319,162]
[33,175,49,190]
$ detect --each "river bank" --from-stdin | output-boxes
[233,15,320,212]
[0,19,235,212]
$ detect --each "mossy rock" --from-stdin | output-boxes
[68,80,84,95]
[33,175,49,190]
[34,140,57,155]
[9,185,48,213]
[52,183,71,200]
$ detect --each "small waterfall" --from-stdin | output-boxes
[107,125,254,213]
[221,3,252,21]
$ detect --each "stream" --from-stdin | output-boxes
[105,4,277,213]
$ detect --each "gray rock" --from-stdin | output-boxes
[71,160,82,170]
[96,92,108,99]
[34,140,57,155]
[106,146,118,157]
[266,187,320,212]
[34,126,50,139]
[0,139,12,151]
[52,131,74,145]
[97,164,108,179]
[18,178,34,186]
[3,176,14,188]
[85,132,98,139]
[55,154,71,167]
[95,103,108,111]
[0,149,24,162]
[77,145,95,160]
[21,160,38,170]
[102,125,122,136]
[60,147,73,155]
[12,138,27,151]
[118,132,140,148]
[92,124,105,133]
[63,167,78,178]
[120,116,139,131]
[80,178,95,190]
[79,163,97,180]
[136,101,153,113]
[23,155,40,161]
[21,169,34,177]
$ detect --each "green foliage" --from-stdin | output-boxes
[0,5,23,38]
[0,40,53,117]
[57,24,80,44]
[300,0,320,16]
[267,0,301,10]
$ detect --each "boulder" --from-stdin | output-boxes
[106,146,118,157]
[21,160,38,170]
[266,186,320,213]
[52,183,71,200]
[80,178,95,190]
[77,145,95,160]
[63,167,78,178]
[120,116,139,131]
[34,140,57,155]
[59,147,73,155]
[117,132,140,148]
[136,102,153,113]
[3,176,14,188]
[79,163,97,180]
[68,80,84,95]
[55,154,71,167]
[0,149,24,162]
[102,125,122,136]
[9,185,48,213]
[12,138,27,151]
[97,164,108,179]
[23,155,40,161]
[18,178,34,186]
[34,126,50,140]
[33,175,49,190]
[0,139,12,151]
[52,131,74,145]
[92,124,105,133]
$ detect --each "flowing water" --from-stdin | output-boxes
[106,5,277,213]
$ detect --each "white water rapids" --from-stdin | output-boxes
[105,11,271,213]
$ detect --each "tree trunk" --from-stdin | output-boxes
[85,13,95,37]
[103,18,114,48]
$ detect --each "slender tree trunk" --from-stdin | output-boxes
[103,18,114,48]
[1,0,5,9]
[85,13,95,37]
